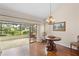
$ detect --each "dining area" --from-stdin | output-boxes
[46,35,61,51]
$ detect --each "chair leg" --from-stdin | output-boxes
[70,44,72,49]
[77,47,79,50]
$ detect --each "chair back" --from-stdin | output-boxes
[77,35,79,42]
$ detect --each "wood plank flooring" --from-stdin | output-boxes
[1,42,79,56]
[30,42,79,56]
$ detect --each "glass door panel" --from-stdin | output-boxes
[30,24,37,43]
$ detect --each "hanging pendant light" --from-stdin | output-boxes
[46,3,55,25]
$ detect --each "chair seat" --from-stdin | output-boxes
[71,42,79,47]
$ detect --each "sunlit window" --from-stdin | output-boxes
[0,21,30,37]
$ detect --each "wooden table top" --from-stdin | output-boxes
[46,36,61,41]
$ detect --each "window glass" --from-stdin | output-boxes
[0,22,30,37]
[0,23,2,35]
[21,24,30,37]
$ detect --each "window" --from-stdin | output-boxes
[0,21,30,37]
[0,23,2,35]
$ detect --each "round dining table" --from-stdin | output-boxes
[46,36,61,51]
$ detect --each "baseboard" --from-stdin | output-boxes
[55,42,77,50]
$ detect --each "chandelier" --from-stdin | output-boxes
[46,3,55,25]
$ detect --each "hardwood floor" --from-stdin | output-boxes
[1,42,79,56]
[30,42,79,56]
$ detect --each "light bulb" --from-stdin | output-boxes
[46,16,55,24]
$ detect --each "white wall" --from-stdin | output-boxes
[45,4,79,48]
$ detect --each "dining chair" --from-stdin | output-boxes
[70,35,79,50]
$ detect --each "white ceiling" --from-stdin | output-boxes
[0,3,62,21]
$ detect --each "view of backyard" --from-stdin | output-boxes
[0,23,30,36]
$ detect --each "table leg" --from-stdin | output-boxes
[47,40,57,51]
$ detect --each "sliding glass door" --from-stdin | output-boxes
[0,21,39,44]
[0,21,38,41]
[29,24,37,43]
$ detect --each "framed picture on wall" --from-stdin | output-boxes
[53,22,66,31]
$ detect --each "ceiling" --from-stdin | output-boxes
[0,3,62,21]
